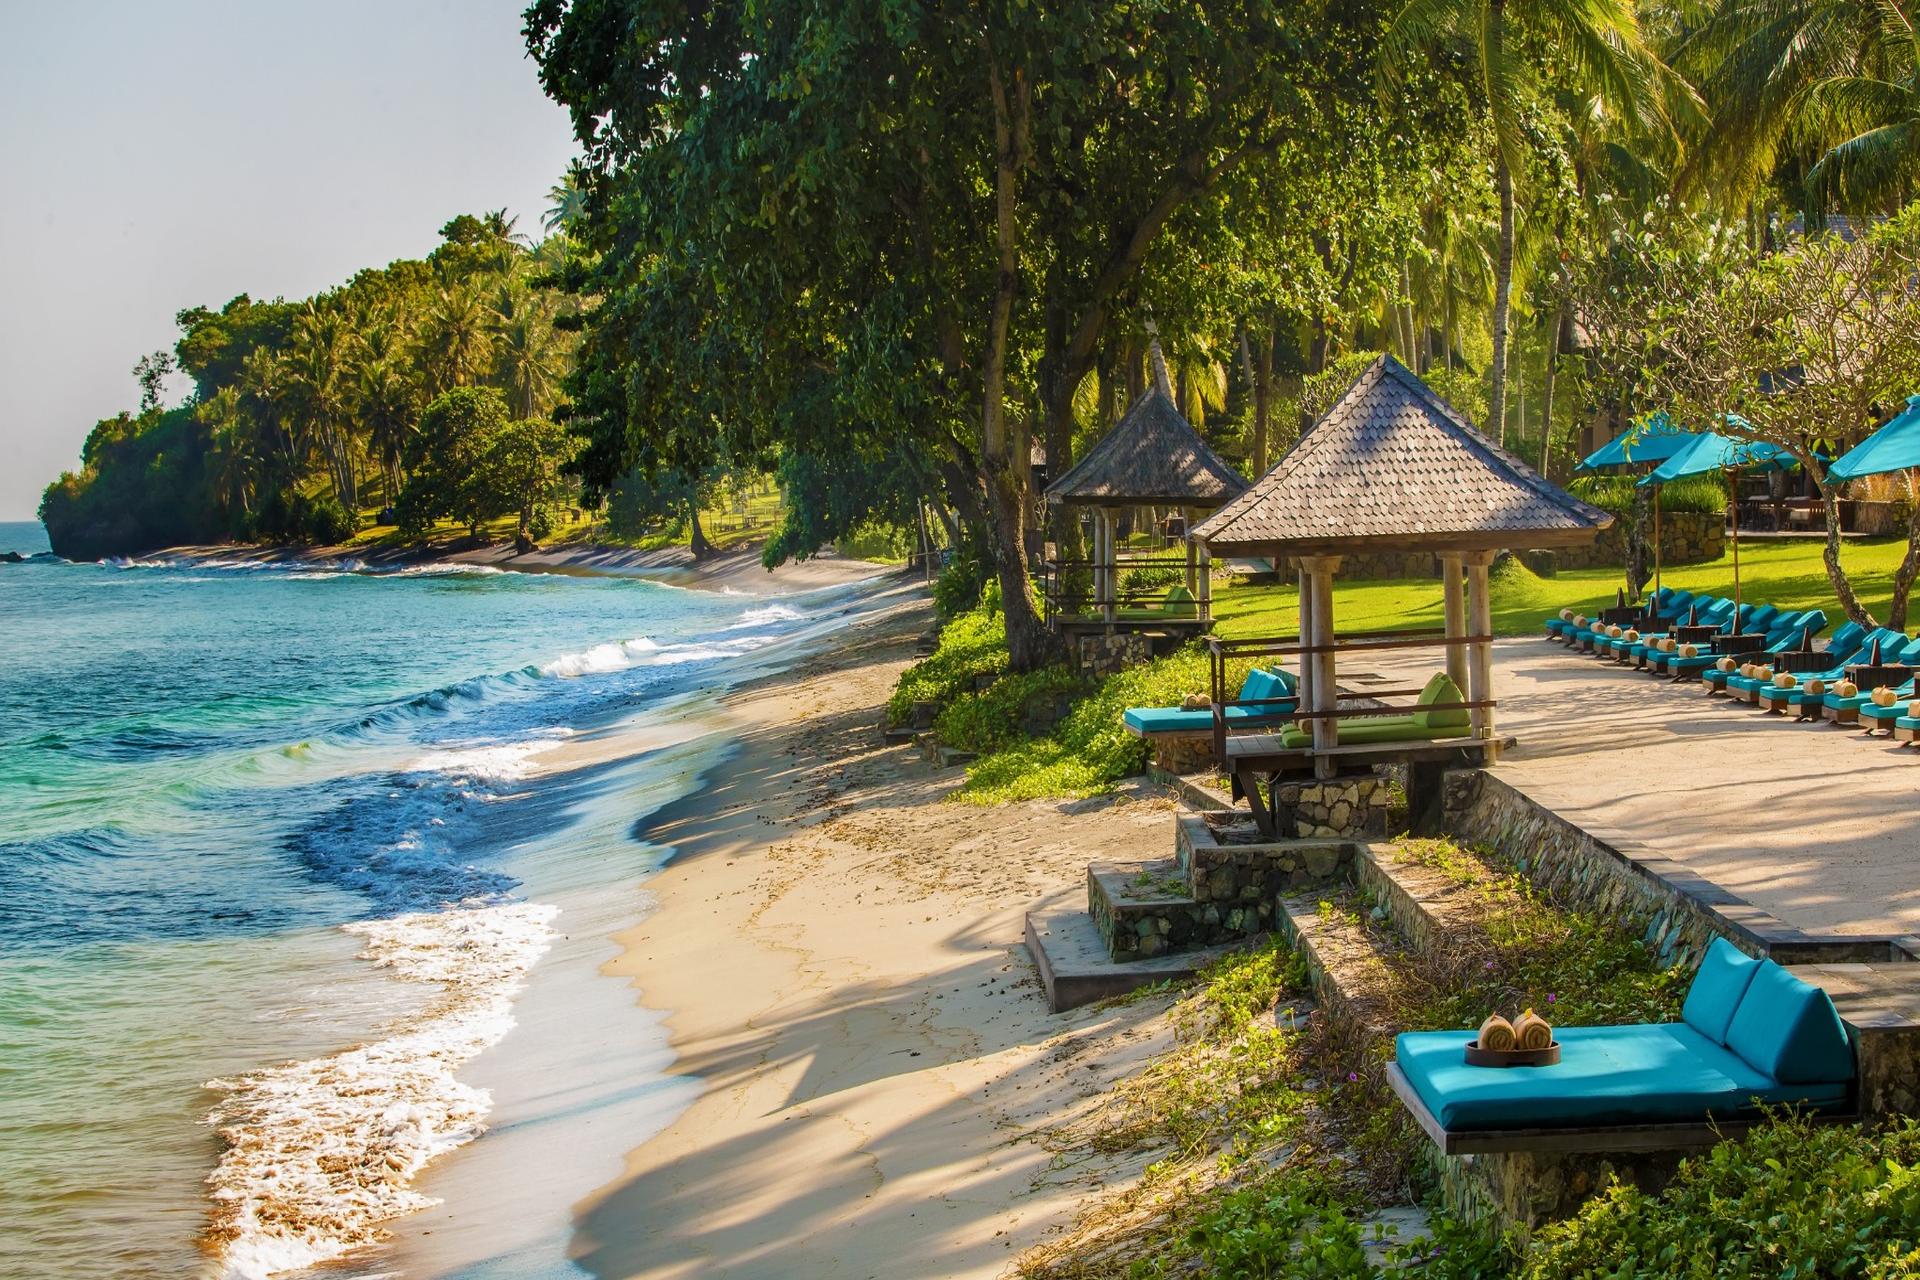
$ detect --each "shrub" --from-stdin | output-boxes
[1525,1114,1920,1279]
[1120,564,1184,596]
[933,528,992,618]
[887,605,1008,724]
[933,666,1088,754]
[957,646,1256,803]
[1568,472,1726,517]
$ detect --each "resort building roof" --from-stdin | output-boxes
[1193,355,1612,557]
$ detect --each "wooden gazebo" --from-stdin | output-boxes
[1193,354,1610,804]
[1043,344,1247,634]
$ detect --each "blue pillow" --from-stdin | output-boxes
[1238,668,1295,706]
[1681,938,1761,1045]
[1724,960,1855,1085]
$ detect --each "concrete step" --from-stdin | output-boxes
[1353,842,1488,965]
[1275,884,1418,1042]
[1024,906,1264,1012]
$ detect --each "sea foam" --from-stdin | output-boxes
[202,901,558,1279]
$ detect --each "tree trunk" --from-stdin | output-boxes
[688,503,711,559]
[1490,150,1516,445]
[1244,325,1274,475]
[1540,305,1561,481]
[1820,480,1873,625]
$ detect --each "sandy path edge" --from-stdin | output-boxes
[566,598,1180,1280]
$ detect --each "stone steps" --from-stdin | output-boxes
[1087,858,1274,962]
[1275,883,1416,1042]
[1353,843,1487,965]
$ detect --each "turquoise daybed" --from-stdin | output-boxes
[1122,667,1296,737]
[1389,939,1855,1154]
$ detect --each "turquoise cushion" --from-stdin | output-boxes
[1122,701,1296,735]
[1682,938,1762,1044]
[1238,667,1296,705]
[1394,1024,1848,1131]
[1724,961,1855,1085]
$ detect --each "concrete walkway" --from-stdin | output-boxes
[1457,639,1920,938]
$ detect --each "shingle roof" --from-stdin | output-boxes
[1193,355,1613,555]
[1044,384,1248,508]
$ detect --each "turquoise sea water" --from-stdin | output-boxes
[0,522,872,1278]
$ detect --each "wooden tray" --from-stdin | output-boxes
[1464,1039,1561,1068]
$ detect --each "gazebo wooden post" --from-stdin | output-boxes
[1183,507,1199,596]
[1099,507,1117,626]
[1464,550,1498,755]
[1300,554,1342,777]
[1196,526,1213,625]
[1440,553,1468,692]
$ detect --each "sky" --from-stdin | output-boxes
[0,0,582,520]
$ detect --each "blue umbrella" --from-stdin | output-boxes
[1577,411,1697,472]
[1637,424,1800,613]
[1827,395,1920,481]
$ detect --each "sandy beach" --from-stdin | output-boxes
[547,598,1179,1279]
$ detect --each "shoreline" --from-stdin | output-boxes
[143,539,895,597]
[546,596,1181,1280]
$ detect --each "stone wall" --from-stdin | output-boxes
[1176,814,1354,899]
[1074,631,1153,680]
[1266,777,1402,839]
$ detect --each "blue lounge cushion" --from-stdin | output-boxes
[1122,668,1297,735]
[1682,938,1762,1044]
[1240,667,1296,705]
[1394,1024,1848,1131]
[1725,960,1855,1085]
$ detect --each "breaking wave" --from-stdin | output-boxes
[201,902,558,1279]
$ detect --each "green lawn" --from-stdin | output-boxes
[1209,536,1914,640]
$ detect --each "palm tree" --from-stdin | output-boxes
[286,308,359,509]
[237,346,301,479]
[494,306,566,419]
[544,174,588,235]
[197,386,257,517]
[356,356,418,502]
[1380,0,1685,436]
[1801,1,1920,210]
[421,286,494,394]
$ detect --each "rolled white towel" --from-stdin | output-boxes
[1560,608,1574,622]
[1773,672,1796,689]
[1836,680,1859,698]
[1679,643,1699,659]
[1573,614,1589,628]
[1908,699,1920,718]
[1804,678,1827,697]
[1757,666,1776,682]
[1871,686,1897,708]
[1624,629,1641,642]
[1660,638,1678,653]
[1716,656,1736,672]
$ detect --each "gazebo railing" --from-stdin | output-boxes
[1037,555,1210,627]
[1204,629,1494,767]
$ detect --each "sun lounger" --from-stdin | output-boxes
[1695,612,1828,690]
[1758,628,1905,715]
[1389,938,1855,1154]
[1725,621,1868,702]
[1604,598,1734,664]
[1116,584,1199,622]
[1272,671,1470,748]
[1122,667,1296,737]
[1547,587,1686,642]
[1637,601,1761,671]
[1817,635,1920,721]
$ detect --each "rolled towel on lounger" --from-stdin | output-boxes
[1560,608,1574,622]
[1872,686,1897,708]
[1662,638,1678,652]
[1477,1013,1517,1051]
[1758,666,1775,682]
[1805,678,1826,696]
[1680,644,1698,658]
[1716,656,1736,672]
[1837,680,1859,698]
[1573,615,1588,628]
[1909,699,1920,718]
[1624,629,1640,642]
[1606,625,1622,638]
[1513,1009,1554,1051]
[1180,693,1211,711]
[1773,672,1796,689]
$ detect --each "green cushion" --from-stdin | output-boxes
[1412,671,1470,730]
[1395,1024,1848,1132]
[1278,715,1469,749]
[1682,938,1762,1045]
[1724,961,1855,1085]
[1164,584,1197,618]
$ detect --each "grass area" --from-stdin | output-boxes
[1209,536,1915,641]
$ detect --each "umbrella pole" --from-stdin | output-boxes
[1653,485,1663,598]
[1728,466,1742,617]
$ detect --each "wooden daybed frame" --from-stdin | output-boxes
[1386,1060,1860,1156]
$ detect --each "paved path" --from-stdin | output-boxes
[1456,638,1920,937]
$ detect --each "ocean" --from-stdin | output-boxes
[0,520,878,1278]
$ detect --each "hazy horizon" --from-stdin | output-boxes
[0,0,581,521]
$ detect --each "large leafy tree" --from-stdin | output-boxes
[526,0,1404,670]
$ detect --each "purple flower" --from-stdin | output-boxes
[1547,993,1557,1004]
[1346,1072,1358,1083]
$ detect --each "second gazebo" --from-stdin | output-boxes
[1044,345,1247,635]
[1194,354,1611,768]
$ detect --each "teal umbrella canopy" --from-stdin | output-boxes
[1578,412,1697,471]
[1637,426,1797,486]
[1827,395,1920,481]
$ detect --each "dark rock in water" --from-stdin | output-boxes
[0,551,23,563]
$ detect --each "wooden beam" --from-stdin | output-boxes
[1464,550,1496,754]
